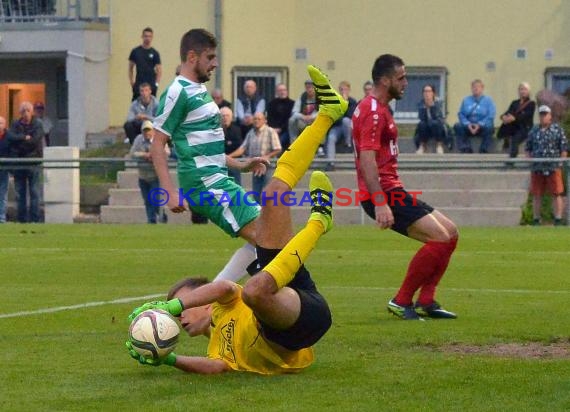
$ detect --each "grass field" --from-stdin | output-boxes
[1,224,570,411]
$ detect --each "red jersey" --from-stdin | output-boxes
[352,96,403,194]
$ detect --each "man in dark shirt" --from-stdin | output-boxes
[267,83,295,151]
[220,107,243,185]
[8,101,44,223]
[128,27,162,100]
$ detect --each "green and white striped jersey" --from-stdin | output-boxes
[154,76,227,190]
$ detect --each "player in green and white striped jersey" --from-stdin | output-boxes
[151,29,268,283]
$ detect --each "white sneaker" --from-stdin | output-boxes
[415,145,425,155]
[436,143,444,154]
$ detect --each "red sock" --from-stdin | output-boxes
[394,241,444,306]
[417,238,458,306]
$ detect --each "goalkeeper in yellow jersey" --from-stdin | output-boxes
[127,64,348,374]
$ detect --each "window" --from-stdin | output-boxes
[545,67,570,96]
[231,66,289,108]
[393,67,448,124]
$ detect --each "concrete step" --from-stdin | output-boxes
[409,189,528,208]
[115,169,529,192]
[108,188,143,206]
[400,170,529,190]
[100,203,522,227]
[109,187,528,209]
[100,204,365,225]
[117,170,179,188]
[438,207,522,226]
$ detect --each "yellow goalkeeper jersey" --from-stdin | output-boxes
[206,286,314,375]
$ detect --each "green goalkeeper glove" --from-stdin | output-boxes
[127,298,184,321]
[125,340,177,367]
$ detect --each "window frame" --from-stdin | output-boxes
[544,67,570,96]
[231,66,289,108]
[393,66,448,124]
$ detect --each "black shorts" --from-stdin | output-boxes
[361,188,434,236]
[255,246,332,351]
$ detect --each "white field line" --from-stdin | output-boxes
[0,293,163,319]
[2,286,570,320]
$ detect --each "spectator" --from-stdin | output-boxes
[498,82,535,158]
[8,101,44,223]
[525,105,568,226]
[266,83,295,151]
[325,80,357,170]
[0,116,13,223]
[362,80,373,99]
[128,27,162,100]
[415,84,446,154]
[288,80,319,144]
[229,112,281,202]
[33,101,53,146]
[235,80,265,136]
[535,89,569,123]
[123,82,159,144]
[220,107,243,185]
[454,79,496,153]
[212,88,232,109]
[129,120,166,224]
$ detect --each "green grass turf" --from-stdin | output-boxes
[1,224,570,411]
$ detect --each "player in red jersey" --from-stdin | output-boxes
[352,54,459,320]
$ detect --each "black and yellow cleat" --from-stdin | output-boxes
[307,65,348,122]
[309,171,334,233]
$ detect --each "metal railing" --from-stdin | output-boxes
[1,156,569,224]
[0,0,108,23]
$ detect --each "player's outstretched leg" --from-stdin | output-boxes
[273,65,348,191]
[308,171,334,233]
[261,171,334,289]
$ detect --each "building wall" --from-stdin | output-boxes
[107,0,570,127]
[108,0,214,126]
[83,29,110,133]
[0,23,109,147]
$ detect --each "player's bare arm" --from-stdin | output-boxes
[155,64,162,84]
[226,155,269,175]
[128,61,135,86]
[176,279,240,308]
[360,150,394,229]
[150,130,186,212]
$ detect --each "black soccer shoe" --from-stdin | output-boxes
[414,301,457,319]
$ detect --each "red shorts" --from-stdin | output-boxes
[530,169,564,196]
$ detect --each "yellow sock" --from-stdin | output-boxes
[263,220,325,289]
[273,114,333,189]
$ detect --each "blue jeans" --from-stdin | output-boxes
[279,130,291,152]
[0,169,9,223]
[138,178,160,223]
[13,167,42,223]
[326,117,353,162]
[454,123,493,153]
[417,120,445,144]
[252,173,269,203]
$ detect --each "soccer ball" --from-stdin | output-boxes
[129,309,180,360]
